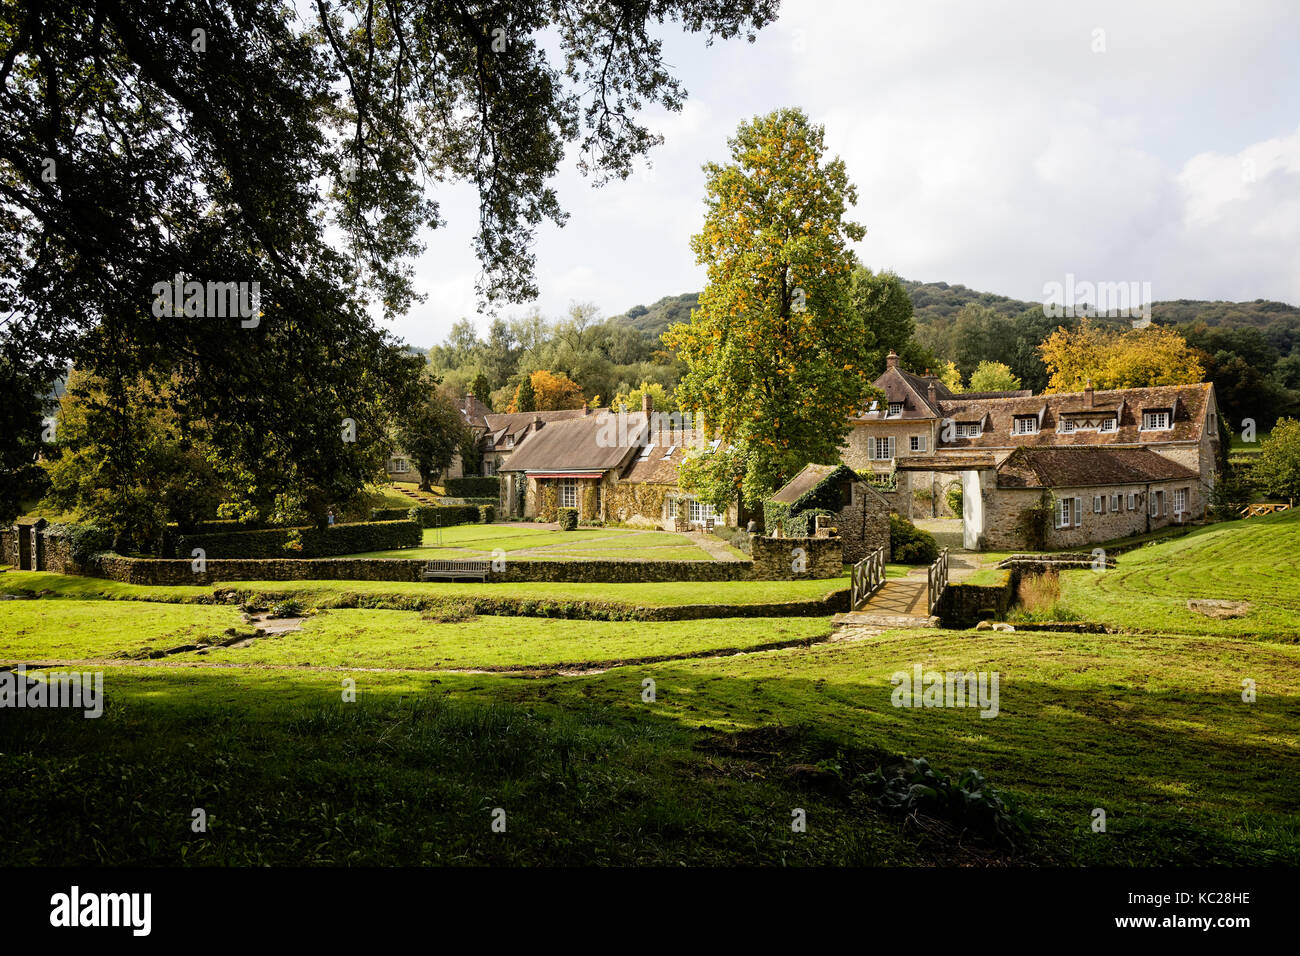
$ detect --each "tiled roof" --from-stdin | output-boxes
[770,464,839,504]
[499,410,647,473]
[483,408,588,450]
[996,447,1200,489]
[853,367,949,421]
[620,429,694,484]
[938,383,1212,450]
[458,395,494,429]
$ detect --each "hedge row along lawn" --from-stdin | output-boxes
[2,622,1296,865]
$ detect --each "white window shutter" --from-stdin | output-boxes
[1073,496,1083,527]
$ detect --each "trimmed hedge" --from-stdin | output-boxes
[445,476,500,498]
[407,505,481,528]
[176,520,421,559]
[370,507,411,522]
[557,508,578,531]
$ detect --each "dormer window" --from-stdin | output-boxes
[955,423,981,439]
[1142,410,1171,430]
[887,402,904,418]
[1012,416,1038,435]
[1061,420,1075,433]
[1100,418,1117,432]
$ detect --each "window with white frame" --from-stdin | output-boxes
[1149,490,1160,517]
[559,478,578,509]
[1174,487,1187,514]
[483,459,496,477]
[389,458,409,473]
[955,423,981,439]
[688,499,715,523]
[887,402,904,417]
[1061,419,1075,433]
[1128,492,1137,511]
[872,436,895,460]
[910,435,926,453]
[1142,410,1171,430]
[1013,416,1038,435]
[1093,495,1103,514]
[1110,493,1120,512]
[1057,497,1072,528]
[1100,417,1117,432]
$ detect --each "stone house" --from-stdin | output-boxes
[848,350,1222,550]
[769,463,892,562]
[979,446,1204,550]
[498,398,735,527]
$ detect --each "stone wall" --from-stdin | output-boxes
[824,486,891,563]
[750,535,843,579]
[938,570,1016,628]
[981,479,1205,551]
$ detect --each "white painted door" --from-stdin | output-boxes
[961,470,983,550]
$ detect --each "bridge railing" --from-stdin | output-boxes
[927,547,949,615]
[850,547,886,610]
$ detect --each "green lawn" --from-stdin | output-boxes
[2,622,1295,865]
[0,600,245,659]
[349,523,719,561]
[1053,509,1300,637]
[182,611,831,670]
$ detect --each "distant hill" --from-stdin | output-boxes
[607,292,698,342]
[611,280,1299,351]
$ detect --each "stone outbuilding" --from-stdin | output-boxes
[769,463,892,563]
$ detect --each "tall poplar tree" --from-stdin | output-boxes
[666,108,875,507]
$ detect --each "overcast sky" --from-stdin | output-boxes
[390,0,1300,348]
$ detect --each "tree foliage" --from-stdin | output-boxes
[1038,320,1206,392]
[395,378,472,492]
[967,360,1021,392]
[1253,418,1300,501]
[666,108,874,506]
[0,0,776,526]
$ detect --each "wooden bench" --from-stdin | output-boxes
[420,559,492,582]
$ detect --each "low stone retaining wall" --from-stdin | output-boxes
[996,553,1116,574]
[92,544,846,586]
[938,569,1017,628]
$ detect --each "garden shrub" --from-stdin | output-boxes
[478,504,495,523]
[406,505,480,528]
[44,523,114,564]
[889,514,939,564]
[860,757,1028,845]
[557,508,578,531]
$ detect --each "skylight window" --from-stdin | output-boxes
[638,443,655,460]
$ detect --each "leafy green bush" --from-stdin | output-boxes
[889,514,939,564]
[445,476,500,498]
[478,504,495,523]
[44,523,114,564]
[860,757,1028,845]
[268,599,304,618]
[788,508,834,537]
[945,485,963,517]
[557,508,578,531]
[1209,464,1254,519]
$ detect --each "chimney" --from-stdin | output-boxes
[534,414,543,431]
[641,392,652,416]
[1085,379,1094,408]
[886,350,899,370]
[583,404,591,416]
[928,381,937,404]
